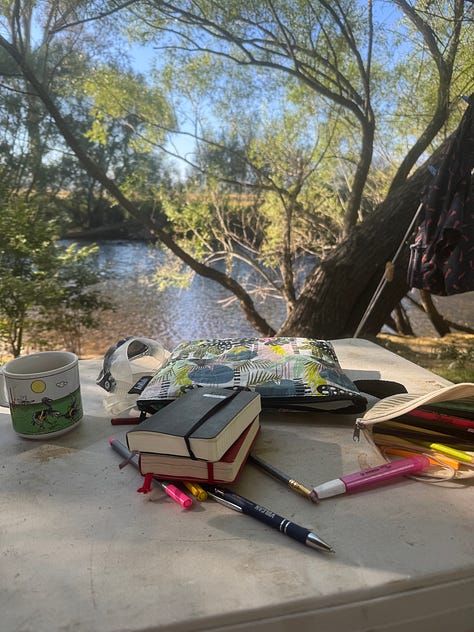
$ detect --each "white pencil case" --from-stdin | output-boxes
[354,383,474,480]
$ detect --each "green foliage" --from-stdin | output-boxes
[156,95,342,299]
[434,344,474,383]
[147,249,195,291]
[0,196,112,357]
[82,66,175,151]
[380,0,474,154]
[1,0,473,340]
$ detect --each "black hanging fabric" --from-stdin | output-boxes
[407,94,474,296]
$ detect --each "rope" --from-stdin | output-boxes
[353,201,424,338]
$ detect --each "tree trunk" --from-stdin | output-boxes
[392,303,415,336]
[419,290,451,336]
[343,114,375,236]
[277,157,439,338]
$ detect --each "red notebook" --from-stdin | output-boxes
[138,416,260,484]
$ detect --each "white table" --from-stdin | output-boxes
[1,338,473,632]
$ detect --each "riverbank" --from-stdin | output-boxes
[376,333,474,383]
[3,329,471,384]
[74,329,473,384]
[5,239,472,383]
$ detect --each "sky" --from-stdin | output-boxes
[123,3,406,175]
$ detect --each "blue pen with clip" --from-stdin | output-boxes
[205,486,334,553]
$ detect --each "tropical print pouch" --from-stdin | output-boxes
[136,336,367,414]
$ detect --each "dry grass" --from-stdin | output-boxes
[376,333,474,383]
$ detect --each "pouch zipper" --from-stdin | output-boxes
[353,419,363,442]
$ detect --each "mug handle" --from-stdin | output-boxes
[0,367,10,407]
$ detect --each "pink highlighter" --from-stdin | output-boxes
[160,481,193,508]
[109,438,193,508]
[310,456,431,502]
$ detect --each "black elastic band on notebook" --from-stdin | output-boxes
[183,389,241,459]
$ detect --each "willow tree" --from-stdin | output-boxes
[136,0,472,336]
[1,0,472,338]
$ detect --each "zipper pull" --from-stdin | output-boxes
[353,420,363,442]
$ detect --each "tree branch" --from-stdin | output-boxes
[0,32,275,336]
[389,0,465,192]
[48,0,140,34]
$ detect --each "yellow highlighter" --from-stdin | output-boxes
[183,482,208,501]
[382,446,460,470]
[412,440,474,464]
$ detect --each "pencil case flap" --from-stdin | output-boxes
[136,336,367,414]
[355,382,474,479]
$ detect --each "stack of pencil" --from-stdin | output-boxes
[372,404,474,473]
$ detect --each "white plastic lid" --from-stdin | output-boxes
[96,337,170,415]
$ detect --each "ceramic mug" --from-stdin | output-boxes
[0,351,83,439]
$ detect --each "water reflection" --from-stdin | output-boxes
[70,240,473,357]
[405,290,474,336]
[85,240,285,354]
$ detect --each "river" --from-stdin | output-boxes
[69,240,473,358]
[78,240,285,357]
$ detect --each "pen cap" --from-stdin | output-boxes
[342,456,431,492]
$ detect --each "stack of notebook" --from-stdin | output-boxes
[126,387,261,484]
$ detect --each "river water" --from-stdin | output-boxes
[79,240,285,357]
[72,240,473,358]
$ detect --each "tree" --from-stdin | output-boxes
[137,0,473,336]
[0,1,176,228]
[140,0,469,212]
[1,1,472,339]
[157,100,343,321]
[0,1,276,334]
[0,194,111,357]
[141,0,473,336]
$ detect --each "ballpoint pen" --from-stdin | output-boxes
[422,401,474,421]
[205,486,334,553]
[395,415,474,439]
[248,453,314,502]
[109,438,193,508]
[310,456,431,501]
[380,418,474,442]
[372,426,474,449]
[373,431,474,461]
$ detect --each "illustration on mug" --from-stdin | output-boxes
[11,388,83,435]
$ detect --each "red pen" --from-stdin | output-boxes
[111,417,143,425]
[109,438,193,508]
[407,409,474,430]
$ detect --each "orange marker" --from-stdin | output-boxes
[382,446,459,470]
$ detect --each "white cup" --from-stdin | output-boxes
[0,351,83,439]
